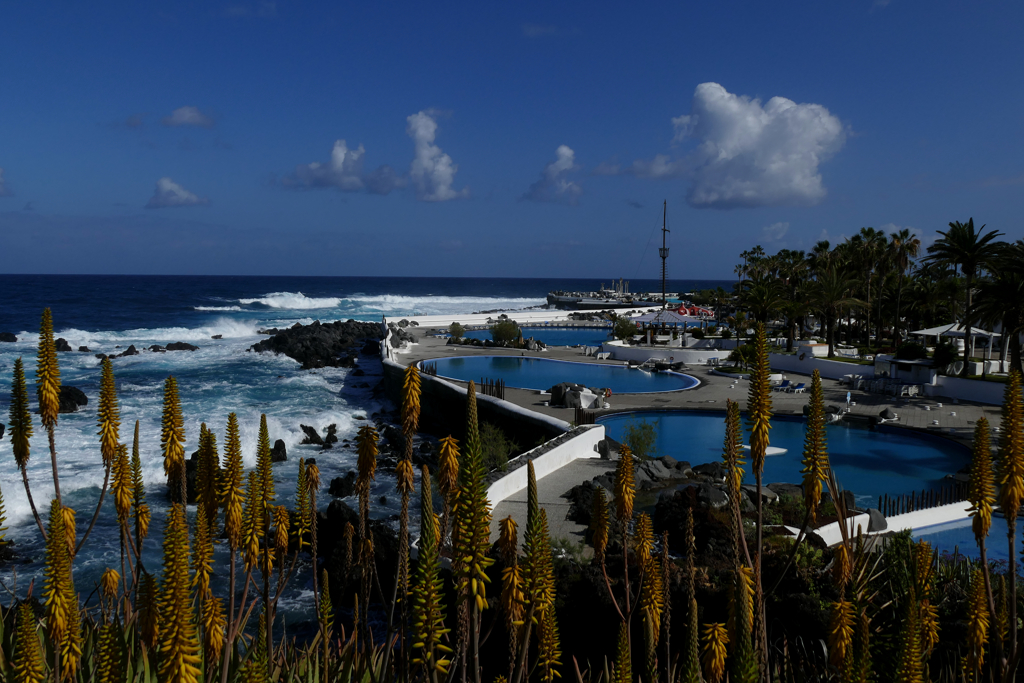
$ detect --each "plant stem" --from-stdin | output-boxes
[76,464,111,553]
[48,424,62,506]
[20,465,46,539]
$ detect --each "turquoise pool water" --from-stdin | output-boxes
[913,516,1013,563]
[598,410,970,505]
[424,356,699,393]
[463,326,611,347]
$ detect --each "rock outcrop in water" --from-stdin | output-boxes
[0,333,17,343]
[58,386,88,414]
[55,338,73,352]
[249,319,381,369]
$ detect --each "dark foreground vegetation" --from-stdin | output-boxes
[1,310,1023,683]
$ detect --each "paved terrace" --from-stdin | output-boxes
[392,333,1003,542]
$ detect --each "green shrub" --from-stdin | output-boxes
[690,328,705,340]
[480,421,517,471]
[895,341,927,360]
[707,325,718,336]
[721,328,733,339]
[489,319,520,344]
[622,419,658,460]
[932,340,958,372]
[612,316,638,341]
[449,322,466,340]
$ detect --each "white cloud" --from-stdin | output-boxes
[762,221,790,241]
[679,83,845,209]
[407,111,468,202]
[145,177,209,209]
[0,168,11,197]
[521,145,583,205]
[285,139,404,194]
[162,106,215,128]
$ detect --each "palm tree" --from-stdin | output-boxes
[925,218,1005,376]
[889,229,921,347]
[811,269,863,358]
[777,249,809,351]
[974,242,1024,376]
[847,227,887,347]
[739,275,786,324]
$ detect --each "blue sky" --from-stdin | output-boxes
[1,1,1022,277]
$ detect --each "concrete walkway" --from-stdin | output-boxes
[489,457,612,547]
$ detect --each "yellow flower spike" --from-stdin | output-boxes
[43,500,73,655]
[800,370,830,524]
[220,413,244,548]
[96,357,120,467]
[968,416,995,545]
[138,570,160,649]
[828,599,855,667]
[196,425,220,526]
[240,470,263,572]
[9,357,34,469]
[590,487,609,563]
[746,323,773,475]
[700,623,729,683]
[101,567,121,601]
[157,503,201,683]
[191,504,214,599]
[201,592,226,664]
[130,421,151,542]
[614,444,635,525]
[255,413,275,510]
[612,622,631,683]
[61,506,77,559]
[36,308,62,430]
[395,457,415,496]
[998,370,1024,526]
[833,543,852,590]
[402,364,422,444]
[634,512,654,568]
[274,504,290,558]
[111,443,132,526]
[12,601,47,683]
[437,435,460,503]
[964,568,990,675]
[96,621,126,683]
[160,377,186,503]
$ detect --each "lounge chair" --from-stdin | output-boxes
[787,382,806,393]
[773,380,791,392]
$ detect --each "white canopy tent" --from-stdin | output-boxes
[910,322,1001,360]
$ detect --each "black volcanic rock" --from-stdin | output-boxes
[328,471,356,498]
[118,345,139,357]
[0,333,16,343]
[55,338,73,352]
[249,319,382,370]
[300,425,324,446]
[166,341,199,351]
[0,423,5,440]
[78,346,90,352]
[58,386,88,414]
[271,439,288,462]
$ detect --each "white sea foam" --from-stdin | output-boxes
[343,294,546,314]
[16,318,261,347]
[238,292,343,309]
[194,305,243,311]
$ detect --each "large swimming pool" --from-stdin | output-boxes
[463,326,611,347]
[598,410,970,505]
[913,516,1012,563]
[424,356,699,393]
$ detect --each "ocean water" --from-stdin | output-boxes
[0,274,729,615]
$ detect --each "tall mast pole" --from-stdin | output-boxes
[658,200,670,309]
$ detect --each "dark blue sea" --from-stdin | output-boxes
[0,274,729,613]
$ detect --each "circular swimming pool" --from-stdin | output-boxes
[423,356,699,393]
[598,410,970,506]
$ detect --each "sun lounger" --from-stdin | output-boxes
[786,383,806,393]
[773,380,791,392]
